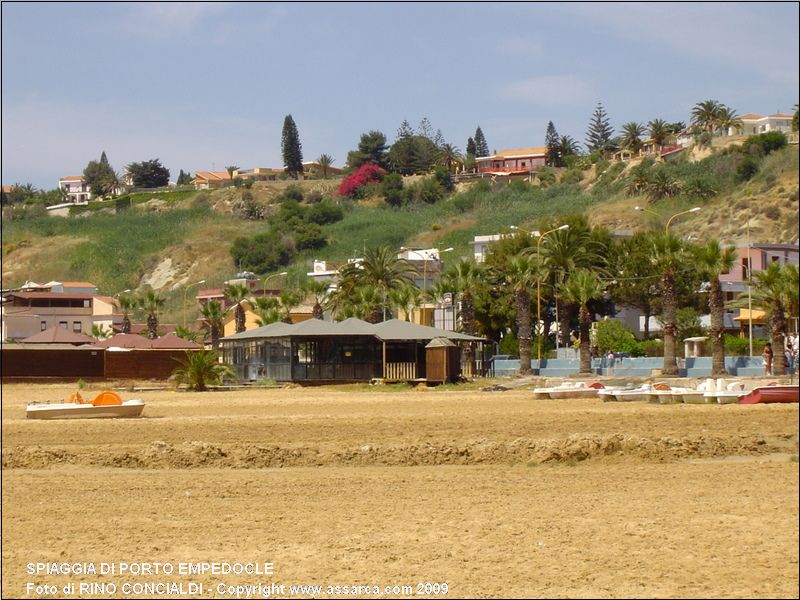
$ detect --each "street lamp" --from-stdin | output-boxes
[113,289,131,299]
[182,279,206,329]
[536,224,569,363]
[262,271,288,295]
[665,207,701,234]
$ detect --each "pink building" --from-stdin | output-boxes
[719,243,799,295]
[475,147,547,174]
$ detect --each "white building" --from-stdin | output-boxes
[732,113,794,137]
[58,176,92,203]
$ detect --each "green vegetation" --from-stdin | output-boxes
[170,350,235,391]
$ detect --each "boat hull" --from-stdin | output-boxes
[738,386,799,404]
[27,400,145,420]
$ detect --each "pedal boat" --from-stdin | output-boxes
[26,391,145,420]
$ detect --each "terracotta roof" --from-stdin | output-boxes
[193,171,231,182]
[739,114,765,120]
[93,295,116,304]
[498,147,547,157]
[768,113,793,118]
[8,292,97,300]
[59,281,97,288]
[21,326,95,345]
[149,333,203,349]
[59,175,85,182]
[114,323,178,335]
[1,185,14,193]
[95,334,153,349]
[96,333,199,349]
[197,289,224,297]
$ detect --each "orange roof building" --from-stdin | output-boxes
[475,147,547,174]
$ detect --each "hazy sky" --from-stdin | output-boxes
[2,2,798,189]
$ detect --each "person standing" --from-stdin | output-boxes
[762,342,773,377]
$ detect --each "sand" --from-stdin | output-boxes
[2,383,798,598]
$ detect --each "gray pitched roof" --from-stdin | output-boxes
[221,317,484,342]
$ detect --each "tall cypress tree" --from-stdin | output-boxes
[545,121,560,166]
[281,114,304,179]
[585,102,614,155]
[474,126,489,157]
[466,137,476,157]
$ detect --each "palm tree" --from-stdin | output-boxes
[225,165,239,180]
[500,254,540,375]
[252,296,281,327]
[279,288,305,323]
[533,218,608,347]
[303,279,330,319]
[441,260,485,336]
[437,143,464,172]
[649,233,688,376]
[695,240,737,376]
[175,326,202,343]
[648,118,671,149]
[626,161,653,197]
[91,324,112,340]
[646,169,681,202]
[558,135,580,158]
[170,350,235,391]
[691,100,723,133]
[341,246,419,322]
[139,290,165,340]
[388,285,422,322]
[224,283,250,333]
[717,106,742,136]
[117,295,136,334]
[750,262,793,375]
[316,154,334,178]
[559,269,605,374]
[621,122,645,152]
[200,300,225,349]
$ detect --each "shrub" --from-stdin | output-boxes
[306,189,324,204]
[452,193,476,213]
[431,223,441,231]
[294,222,326,250]
[337,163,385,198]
[561,169,583,185]
[307,200,344,225]
[724,334,767,356]
[763,205,781,220]
[736,155,759,181]
[635,339,664,357]
[432,166,454,193]
[744,131,787,157]
[407,177,445,204]
[230,230,295,273]
[380,172,406,207]
[594,159,610,176]
[537,167,556,188]
[594,319,638,354]
[283,185,304,202]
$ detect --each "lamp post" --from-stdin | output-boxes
[536,224,570,363]
[665,207,701,234]
[746,220,753,357]
[182,279,206,329]
[262,271,288,296]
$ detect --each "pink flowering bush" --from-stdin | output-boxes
[337,163,385,198]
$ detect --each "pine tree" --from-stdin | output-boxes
[585,102,614,156]
[397,119,414,139]
[466,137,476,157]
[432,128,445,149]
[281,114,304,179]
[417,117,433,140]
[474,126,489,157]
[100,151,110,167]
[545,121,560,167]
[83,151,116,197]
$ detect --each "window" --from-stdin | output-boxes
[59,321,68,329]
[73,322,82,333]
[771,256,780,263]
[41,321,47,331]
[741,258,748,280]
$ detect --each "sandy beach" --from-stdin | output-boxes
[2,382,798,598]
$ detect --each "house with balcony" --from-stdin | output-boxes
[474,147,547,175]
[1,283,119,341]
[58,176,92,203]
[733,113,794,137]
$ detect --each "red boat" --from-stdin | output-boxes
[737,385,799,404]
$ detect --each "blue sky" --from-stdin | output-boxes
[2,2,798,189]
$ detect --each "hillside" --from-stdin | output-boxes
[3,144,798,324]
